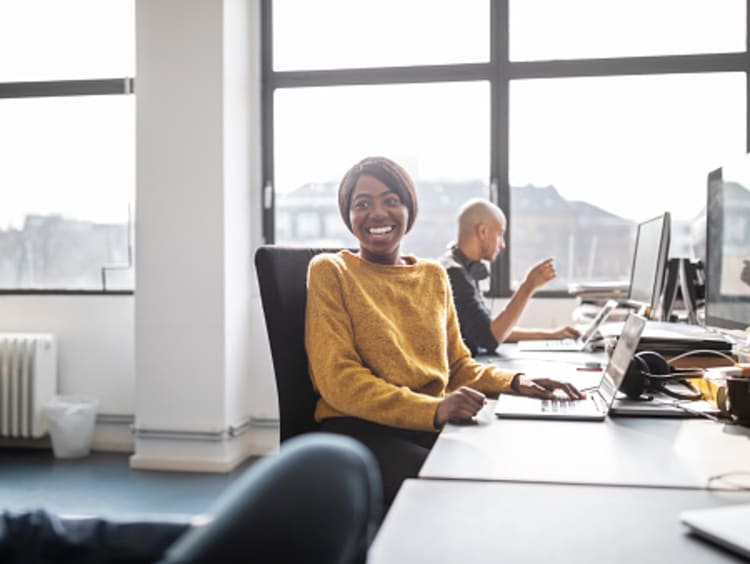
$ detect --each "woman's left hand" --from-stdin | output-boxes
[513,375,585,400]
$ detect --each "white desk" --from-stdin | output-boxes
[369,480,750,564]
[372,344,750,562]
[420,405,750,488]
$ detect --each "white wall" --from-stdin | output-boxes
[0,296,135,414]
[131,0,278,471]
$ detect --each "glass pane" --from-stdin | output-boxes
[274,82,490,258]
[0,0,134,81]
[509,73,746,290]
[0,96,135,290]
[272,0,489,71]
[510,0,745,61]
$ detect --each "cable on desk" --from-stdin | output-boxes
[706,471,750,491]
[667,349,737,373]
[647,398,723,422]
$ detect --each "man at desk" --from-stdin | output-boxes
[440,198,579,356]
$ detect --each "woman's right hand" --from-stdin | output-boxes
[434,386,487,427]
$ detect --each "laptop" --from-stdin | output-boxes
[680,504,750,559]
[495,313,646,421]
[516,299,618,352]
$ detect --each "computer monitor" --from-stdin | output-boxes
[627,212,671,318]
[705,156,750,331]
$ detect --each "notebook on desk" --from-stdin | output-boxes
[610,391,721,418]
[516,299,618,352]
[680,504,750,559]
[495,313,645,421]
[597,319,734,354]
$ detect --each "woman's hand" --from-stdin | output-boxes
[513,375,585,400]
[434,386,487,427]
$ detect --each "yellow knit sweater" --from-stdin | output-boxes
[305,250,516,432]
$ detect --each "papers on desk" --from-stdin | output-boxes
[597,320,734,355]
[610,391,720,418]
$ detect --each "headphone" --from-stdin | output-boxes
[451,245,490,281]
[620,351,703,401]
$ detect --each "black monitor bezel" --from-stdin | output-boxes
[705,166,750,330]
[627,212,671,316]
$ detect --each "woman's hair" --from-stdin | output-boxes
[337,156,418,233]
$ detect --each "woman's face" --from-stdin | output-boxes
[349,174,409,265]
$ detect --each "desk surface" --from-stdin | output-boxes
[369,480,750,564]
[420,402,750,487]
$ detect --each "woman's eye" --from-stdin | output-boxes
[385,197,401,206]
[353,200,368,209]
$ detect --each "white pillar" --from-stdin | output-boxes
[132,0,275,471]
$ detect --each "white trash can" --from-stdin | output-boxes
[44,395,99,459]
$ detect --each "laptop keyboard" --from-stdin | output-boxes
[537,338,577,349]
[541,396,594,413]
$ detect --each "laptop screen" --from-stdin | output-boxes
[579,299,618,344]
[598,314,646,405]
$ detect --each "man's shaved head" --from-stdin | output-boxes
[457,198,506,237]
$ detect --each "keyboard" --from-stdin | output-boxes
[517,338,583,352]
[541,395,600,414]
[540,339,577,348]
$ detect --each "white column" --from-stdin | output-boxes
[132,0,276,472]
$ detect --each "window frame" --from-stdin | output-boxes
[0,77,135,295]
[263,0,750,297]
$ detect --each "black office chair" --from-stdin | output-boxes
[254,245,341,443]
[160,433,381,564]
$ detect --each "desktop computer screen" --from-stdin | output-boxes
[627,212,671,317]
[706,157,750,331]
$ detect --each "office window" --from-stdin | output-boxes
[272,0,489,71]
[0,0,134,81]
[0,0,135,292]
[264,0,750,297]
[510,0,745,61]
[509,73,746,289]
[274,82,490,258]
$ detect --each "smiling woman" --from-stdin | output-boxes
[304,156,583,508]
[337,157,416,265]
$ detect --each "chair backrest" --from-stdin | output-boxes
[254,245,341,442]
[159,433,381,564]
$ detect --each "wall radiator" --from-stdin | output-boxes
[0,333,57,438]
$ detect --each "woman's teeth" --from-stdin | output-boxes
[369,226,393,235]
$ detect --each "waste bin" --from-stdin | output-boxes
[44,395,99,459]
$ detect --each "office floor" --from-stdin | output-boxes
[0,447,259,518]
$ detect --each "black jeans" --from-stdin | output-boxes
[321,417,438,507]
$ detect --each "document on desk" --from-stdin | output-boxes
[610,391,720,418]
[597,320,734,354]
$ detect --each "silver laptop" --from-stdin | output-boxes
[680,504,750,559]
[495,313,645,421]
[516,299,618,352]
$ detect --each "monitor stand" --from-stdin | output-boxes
[661,258,703,324]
